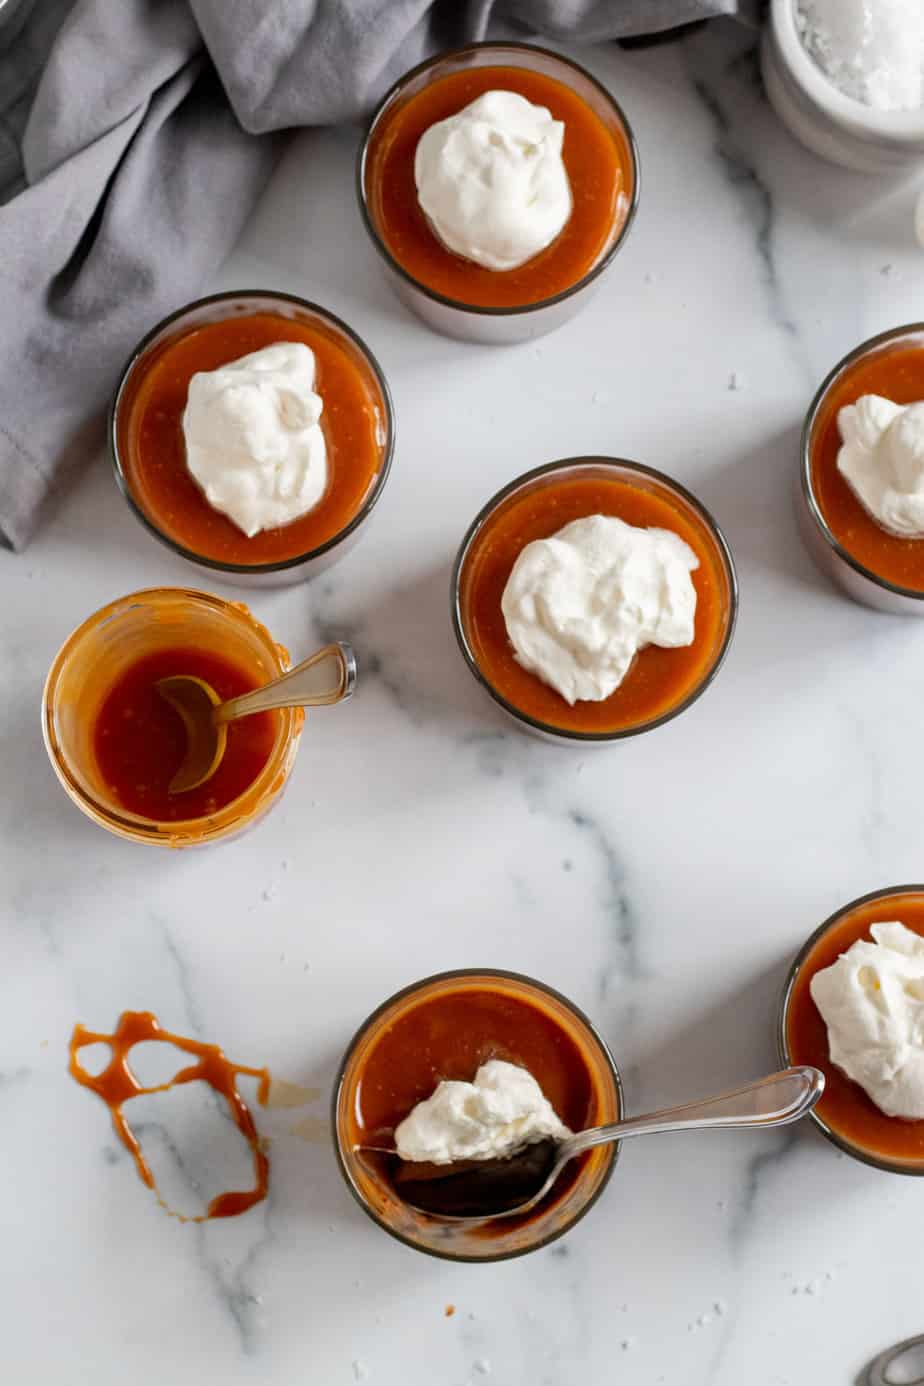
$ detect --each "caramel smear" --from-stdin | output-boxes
[69,1011,270,1221]
[265,1078,321,1110]
[289,1115,329,1144]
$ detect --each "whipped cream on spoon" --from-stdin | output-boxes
[362,1067,823,1223]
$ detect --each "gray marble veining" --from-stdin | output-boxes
[2,22,923,1386]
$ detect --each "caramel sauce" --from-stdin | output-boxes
[69,1011,270,1220]
[348,985,598,1229]
[93,646,277,821]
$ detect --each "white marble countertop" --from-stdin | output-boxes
[4,22,924,1386]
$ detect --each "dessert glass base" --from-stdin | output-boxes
[110,291,394,588]
[333,969,623,1261]
[452,457,737,745]
[800,324,924,615]
[358,43,639,345]
[779,884,924,1175]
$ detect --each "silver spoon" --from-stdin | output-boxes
[157,641,355,794]
[372,1066,824,1223]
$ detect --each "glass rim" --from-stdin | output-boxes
[41,586,300,842]
[356,40,641,320]
[331,966,625,1262]
[450,456,739,743]
[109,289,396,577]
[800,322,924,603]
[777,882,924,1177]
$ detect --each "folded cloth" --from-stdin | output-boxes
[0,0,754,551]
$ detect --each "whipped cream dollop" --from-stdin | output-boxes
[501,514,699,705]
[810,922,924,1120]
[836,394,924,538]
[394,1059,571,1165]
[414,90,572,271]
[182,342,327,538]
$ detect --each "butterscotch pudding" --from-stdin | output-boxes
[333,970,622,1260]
[782,886,924,1173]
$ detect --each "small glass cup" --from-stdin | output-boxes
[357,42,640,344]
[110,290,395,589]
[42,588,303,847]
[779,884,924,1176]
[333,969,623,1261]
[451,457,738,745]
[799,324,924,615]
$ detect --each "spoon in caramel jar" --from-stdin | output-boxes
[158,641,355,794]
[370,1067,824,1224]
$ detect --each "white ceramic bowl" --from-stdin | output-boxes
[762,0,924,174]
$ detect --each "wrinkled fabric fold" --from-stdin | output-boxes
[0,0,753,550]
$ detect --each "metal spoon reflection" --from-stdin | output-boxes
[157,642,355,794]
[360,1067,825,1224]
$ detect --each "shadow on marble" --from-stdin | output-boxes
[230,126,387,306]
[696,423,924,694]
[0,680,104,854]
[694,422,828,597]
[35,450,202,586]
[221,124,443,361]
[773,161,919,251]
[262,1069,369,1232]
[313,559,511,740]
[624,954,795,1115]
[682,24,919,244]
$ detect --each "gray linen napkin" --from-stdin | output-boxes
[0,0,753,551]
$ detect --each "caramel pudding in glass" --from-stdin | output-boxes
[781,886,924,1174]
[42,588,302,847]
[802,324,924,611]
[452,458,737,743]
[333,970,622,1260]
[359,44,639,342]
[111,291,393,584]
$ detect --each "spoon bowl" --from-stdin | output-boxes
[158,641,355,793]
[363,1066,824,1224]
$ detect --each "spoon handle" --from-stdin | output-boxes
[565,1067,824,1159]
[217,642,356,721]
